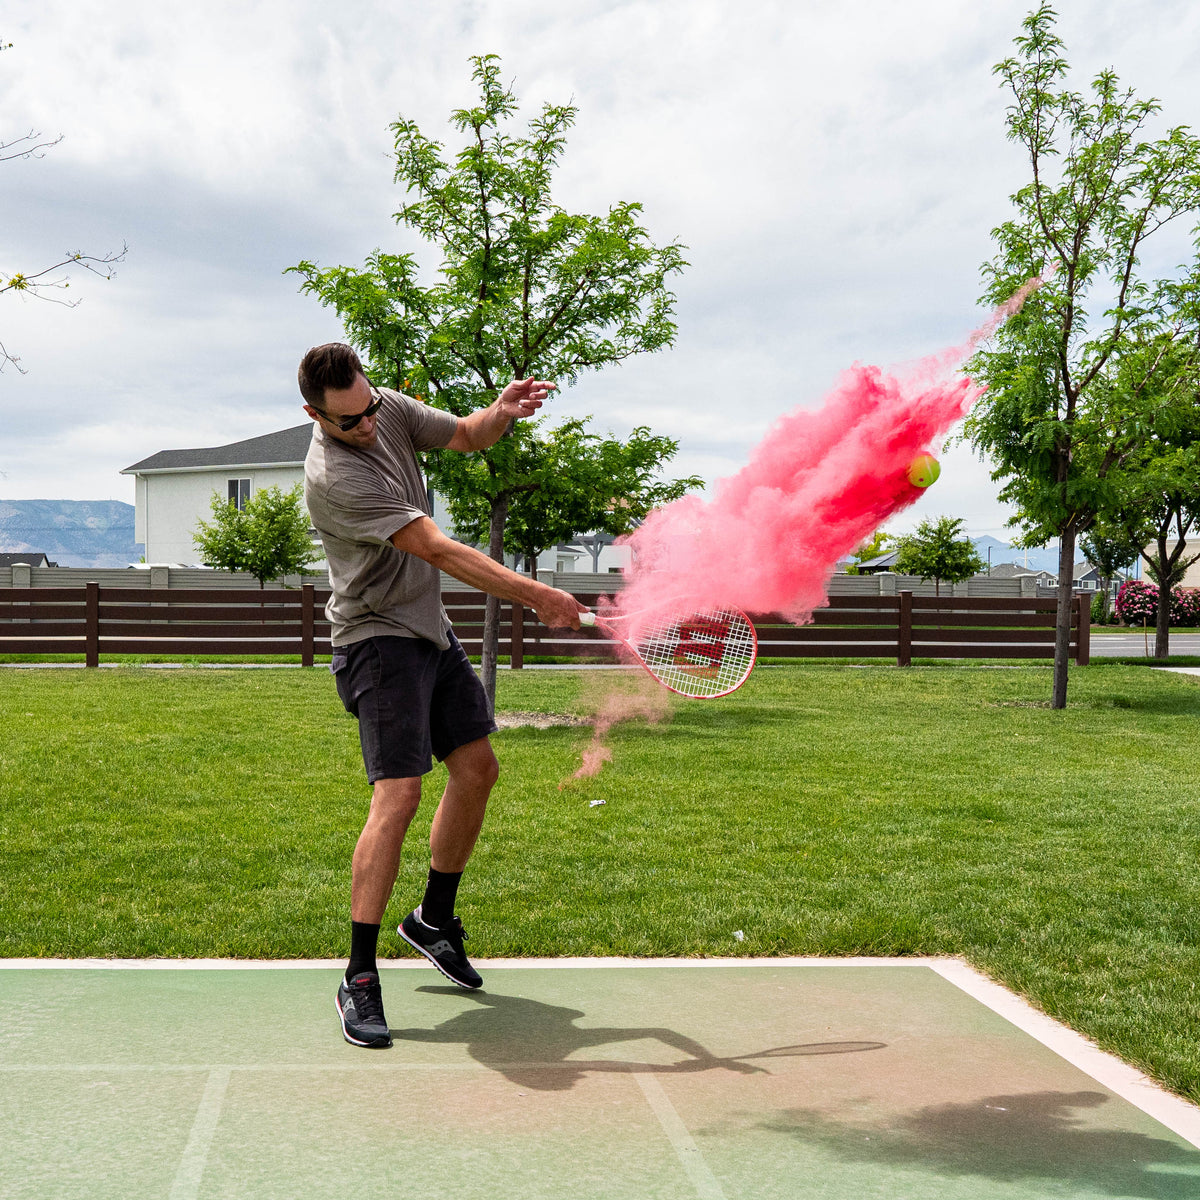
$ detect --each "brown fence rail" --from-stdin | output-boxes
[0,586,1089,666]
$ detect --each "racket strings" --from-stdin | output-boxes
[630,607,756,699]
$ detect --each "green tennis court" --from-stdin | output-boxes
[2,958,1198,1199]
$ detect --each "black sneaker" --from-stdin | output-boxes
[398,906,483,990]
[335,971,392,1048]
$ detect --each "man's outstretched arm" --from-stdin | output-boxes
[390,516,585,629]
[444,378,557,453]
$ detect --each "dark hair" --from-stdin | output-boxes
[297,343,364,406]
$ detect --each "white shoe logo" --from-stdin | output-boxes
[429,939,455,957]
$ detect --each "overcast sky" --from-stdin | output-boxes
[3,0,1199,539]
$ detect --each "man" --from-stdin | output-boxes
[298,343,585,1049]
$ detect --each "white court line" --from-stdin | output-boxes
[5,955,1199,1148]
[632,1071,727,1200]
[167,1066,230,1200]
[929,959,1200,1151]
[0,955,944,970]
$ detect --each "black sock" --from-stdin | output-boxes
[420,868,463,929]
[346,921,380,981]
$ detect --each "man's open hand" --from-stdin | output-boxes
[496,377,557,420]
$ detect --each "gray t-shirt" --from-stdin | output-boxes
[304,389,459,648]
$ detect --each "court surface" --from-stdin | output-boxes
[3,957,1199,1199]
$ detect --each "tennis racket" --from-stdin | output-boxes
[578,605,757,698]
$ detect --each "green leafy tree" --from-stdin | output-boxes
[843,530,892,575]
[1103,402,1200,656]
[193,484,321,587]
[441,419,701,574]
[893,517,985,595]
[1078,525,1139,624]
[1,37,124,373]
[964,5,1200,707]
[289,54,686,704]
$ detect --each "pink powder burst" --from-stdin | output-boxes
[561,672,672,786]
[617,277,1046,625]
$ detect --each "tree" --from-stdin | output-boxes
[290,54,687,705]
[193,484,321,587]
[964,5,1200,707]
[438,418,700,575]
[1,37,125,373]
[1103,423,1200,656]
[893,517,985,594]
[843,530,892,574]
[1078,525,1138,624]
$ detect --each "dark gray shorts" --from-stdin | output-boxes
[331,632,497,782]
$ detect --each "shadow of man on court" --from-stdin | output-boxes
[390,986,883,1091]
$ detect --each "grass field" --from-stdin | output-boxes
[2,662,1199,1102]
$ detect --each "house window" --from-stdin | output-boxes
[227,478,251,510]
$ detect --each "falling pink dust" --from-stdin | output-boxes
[560,672,671,786]
[615,276,1048,626]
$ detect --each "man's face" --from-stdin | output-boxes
[305,373,380,448]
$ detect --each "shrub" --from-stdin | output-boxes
[1173,587,1200,628]
[1115,580,1157,624]
[1114,580,1200,626]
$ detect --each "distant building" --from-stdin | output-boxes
[0,551,57,568]
[122,422,629,573]
[122,426,317,565]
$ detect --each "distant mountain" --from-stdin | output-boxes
[0,499,142,568]
[971,536,1061,575]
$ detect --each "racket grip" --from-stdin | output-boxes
[579,611,596,627]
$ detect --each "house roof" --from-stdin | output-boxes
[987,562,1038,579]
[858,550,899,571]
[121,424,313,474]
[0,551,54,567]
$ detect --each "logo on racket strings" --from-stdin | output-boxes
[672,616,732,677]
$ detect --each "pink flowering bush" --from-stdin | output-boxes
[1114,580,1200,626]
[1115,580,1158,623]
[1173,587,1200,627]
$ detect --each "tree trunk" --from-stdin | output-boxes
[1052,525,1076,709]
[1154,533,1171,659]
[480,494,509,713]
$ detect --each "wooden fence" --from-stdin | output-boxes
[0,585,1090,666]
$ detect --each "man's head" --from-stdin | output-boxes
[298,343,381,448]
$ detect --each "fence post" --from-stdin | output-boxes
[897,590,912,667]
[301,583,314,667]
[1075,593,1091,666]
[85,581,99,668]
[511,602,524,670]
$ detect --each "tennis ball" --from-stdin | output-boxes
[907,453,941,488]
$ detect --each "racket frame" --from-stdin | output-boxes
[579,606,757,699]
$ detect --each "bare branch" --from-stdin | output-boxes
[0,129,63,163]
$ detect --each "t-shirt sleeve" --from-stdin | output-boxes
[315,473,425,546]
[393,390,459,451]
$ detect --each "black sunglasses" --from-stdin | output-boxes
[316,388,383,431]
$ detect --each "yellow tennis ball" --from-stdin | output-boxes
[907,453,941,488]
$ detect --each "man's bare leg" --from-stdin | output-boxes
[351,777,422,924]
[399,736,499,988]
[430,736,500,872]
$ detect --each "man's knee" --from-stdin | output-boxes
[369,777,423,829]
[447,737,500,792]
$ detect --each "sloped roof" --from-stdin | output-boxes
[122,424,313,474]
[0,551,54,567]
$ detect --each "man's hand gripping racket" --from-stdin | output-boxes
[579,605,757,699]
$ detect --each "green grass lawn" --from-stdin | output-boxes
[2,662,1200,1101]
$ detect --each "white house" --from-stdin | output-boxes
[121,425,317,565]
[122,423,630,573]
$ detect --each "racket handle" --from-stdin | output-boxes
[579,611,596,627]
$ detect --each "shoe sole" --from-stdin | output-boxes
[398,924,483,990]
[335,995,392,1048]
